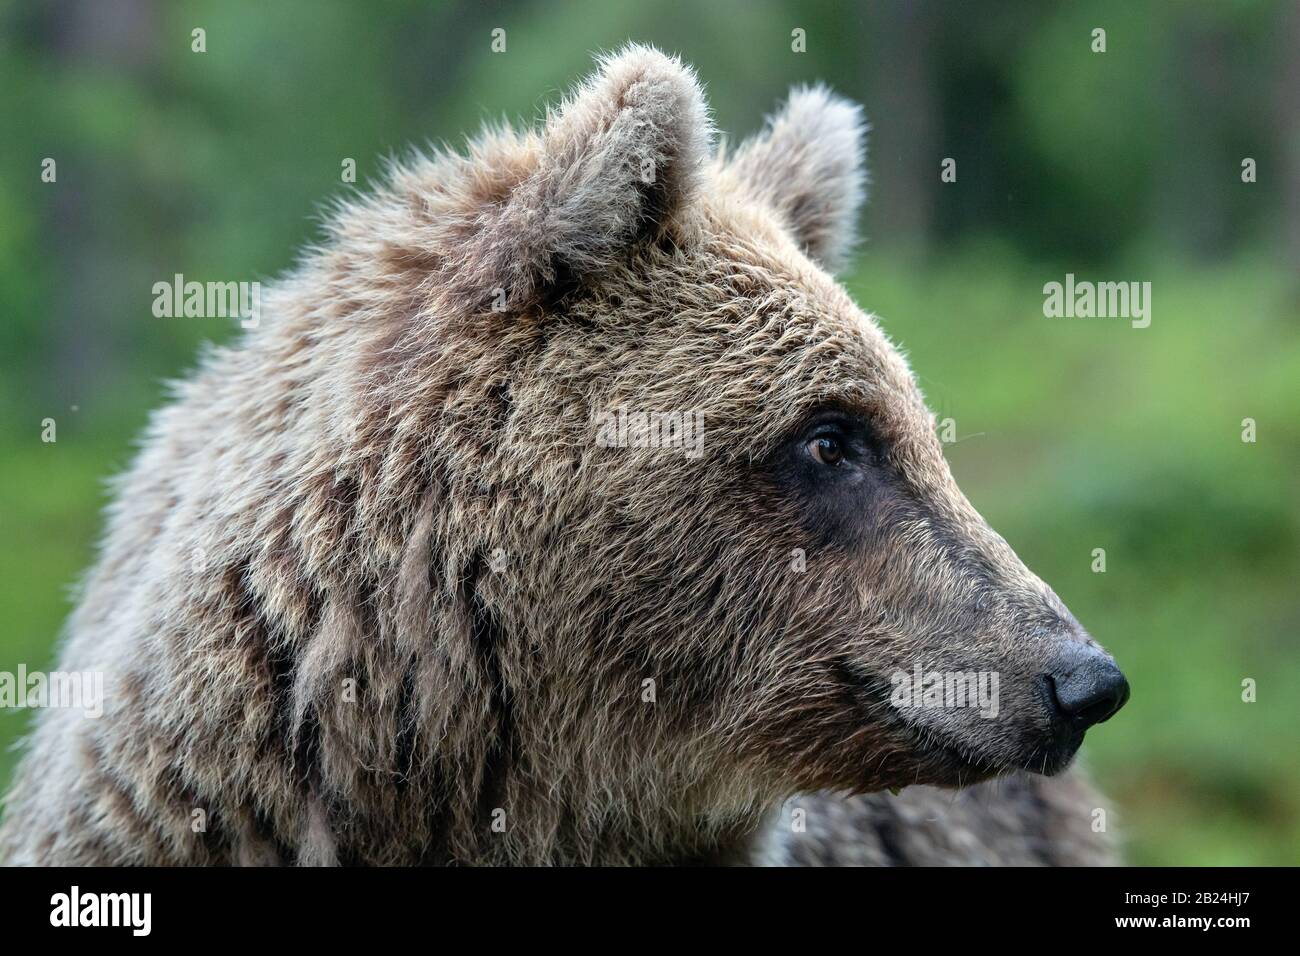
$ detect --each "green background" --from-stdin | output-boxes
[1,0,1297,864]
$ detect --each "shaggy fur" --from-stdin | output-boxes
[1,45,1120,866]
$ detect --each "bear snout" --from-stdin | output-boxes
[1042,644,1130,732]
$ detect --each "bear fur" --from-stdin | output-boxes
[0,45,1119,866]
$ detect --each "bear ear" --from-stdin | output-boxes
[726,85,868,272]
[455,44,712,310]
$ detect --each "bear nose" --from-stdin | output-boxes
[1046,647,1130,730]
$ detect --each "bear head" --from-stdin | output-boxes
[317,44,1128,852]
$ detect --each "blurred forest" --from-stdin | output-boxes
[1,0,1297,864]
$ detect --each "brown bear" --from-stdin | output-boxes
[0,44,1127,866]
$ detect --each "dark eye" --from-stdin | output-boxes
[807,433,845,467]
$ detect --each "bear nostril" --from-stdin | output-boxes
[1047,654,1130,730]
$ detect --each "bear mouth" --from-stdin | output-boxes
[892,697,1087,780]
[895,719,1082,780]
[837,661,1082,786]
[899,724,1007,778]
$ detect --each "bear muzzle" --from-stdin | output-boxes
[1043,643,1130,731]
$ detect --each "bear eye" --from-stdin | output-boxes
[807,432,845,467]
